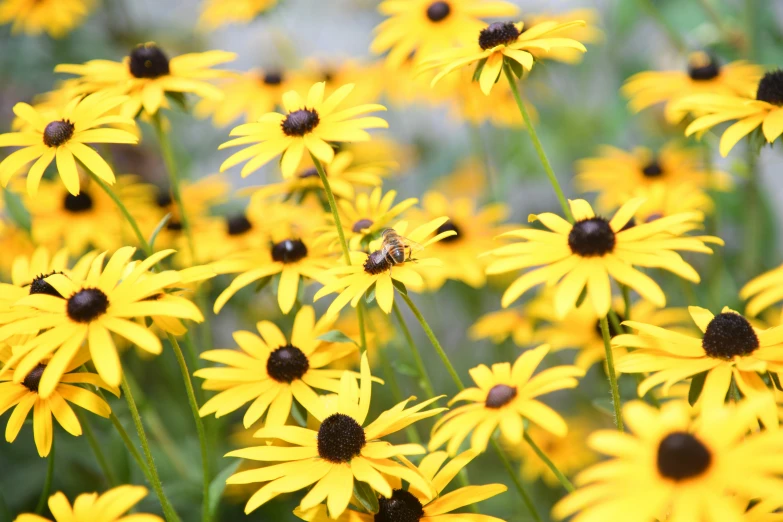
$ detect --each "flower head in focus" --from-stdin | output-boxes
[15,485,162,522]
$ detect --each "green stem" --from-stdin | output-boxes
[87,170,152,256]
[78,410,117,486]
[490,439,542,522]
[523,432,574,493]
[621,285,632,326]
[600,317,624,431]
[109,412,154,484]
[639,0,687,52]
[503,63,574,222]
[167,334,211,522]
[183,331,205,405]
[311,153,351,264]
[121,375,182,522]
[35,441,55,514]
[392,302,436,399]
[357,301,368,354]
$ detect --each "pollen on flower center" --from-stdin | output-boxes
[263,71,283,85]
[317,413,366,463]
[485,384,517,408]
[701,312,759,359]
[352,218,374,233]
[226,214,253,236]
[67,288,109,323]
[43,120,75,147]
[756,70,783,106]
[426,1,450,22]
[266,344,310,383]
[376,489,425,522]
[657,431,712,481]
[129,43,171,79]
[63,192,94,213]
[281,108,320,137]
[642,161,664,178]
[568,217,616,257]
[22,363,47,393]
[30,271,65,298]
[478,22,520,50]
[687,52,720,81]
[271,239,308,263]
[436,219,461,242]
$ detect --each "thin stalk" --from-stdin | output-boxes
[87,170,152,256]
[121,375,182,522]
[78,410,117,486]
[392,302,436,399]
[491,439,542,522]
[600,317,624,431]
[109,412,154,484]
[311,153,351,263]
[607,310,623,337]
[183,331,204,405]
[35,441,55,514]
[503,63,574,222]
[357,301,368,354]
[523,432,575,492]
[167,333,211,522]
[621,285,632,325]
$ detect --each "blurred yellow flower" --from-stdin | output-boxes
[15,485,163,522]
[0,0,95,38]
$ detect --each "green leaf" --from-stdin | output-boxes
[148,212,172,251]
[291,400,308,427]
[575,287,588,308]
[392,279,408,296]
[3,187,31,233]
[254,275,273,293]
[365,285,376,303]
[688,371,707,406]
[317,330,358,346]
[208,460,242,519]
[472,57,488,82]
[769,372,783,392]
[748,127,767,156]
[353,481,379,514]
[506,56,523,79]
[165,91,190,112]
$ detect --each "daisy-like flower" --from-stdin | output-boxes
[553,399,783,522]
[0,0,94,38]
[219,82,388,179]
[0,93,138,195]
[314,218,456,317]
[430,344,584,454]
[224,353,445,517]
[613,306,783,428]
[450,72,532,128]
[574,142,732,213]
[741,263,783,317]
[15,485,162,522]
[421,20,587,95]
[55,43,236,118]
[469,308,535,347]
[294,450,507,522]
[0,247,204,393]
[197,0,277,30]
[625,183,717,224]
[304,58,385,107]
[484,198,721,318]
[677,70,783,157]
[524,9,603,64]
[621,51,763,123]
[191,209,268,263]
[0,220,34,278]
[196,306,357,428]
[371,0,519,68]
[0,351,117,457]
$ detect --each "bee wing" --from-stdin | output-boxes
[400,235,425,256]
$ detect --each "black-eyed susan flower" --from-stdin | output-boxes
[15,485,162,522]
[329,307,396,371]
[225,353,445,517]
[197,0,277,30]
[0,0,94,38]
[484,198,721,318]
[574,142,732,213]
[0,351,117,457]
[0,247,203,392]
[553,399,783,522]
[219,82,388,179]
[741,263,783,317]
[524,9,603,64]
[196,306,357,428]
[314,218,455,317]
[430,344,583,454]
[55,44,236,118]
[622,52,763,123]
[624,183,717,224]
[450,72,531,127]
[294,449,507,522]
[614,306,783,428]
[371,0,519,67]
[469,308,535,347]
[304,58,385,107]
[0,93,138,195]
[421,20,587,95]
[0,221,34,277]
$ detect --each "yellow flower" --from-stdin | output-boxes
[0,0,94,38]
[469,308,535,346]
[303,58,385,107]
[574,142,732,213]
[15,485,163,522]
[197,0,277,30]
[524,9,603,64]
[295,450,507,522]
[0,247,204,391]
[741,263,783,317]
[371,0,519,68]
[219,82,388,179]
[0,93,138,195]
[625,183,717,224]
[314,218,456,317]
[613,306,783,428]
[485,198,721,317]
[621,52,763,123]
[0,351,117,457]
[449,71,533,127]
[0,220,34,278]
[329,307,396,371]
[553,399,783,522]
[224,353,445,517]
[429,345,583,454]
[55,43,236,118]
[421,20,587,95]
[196,306,357,428]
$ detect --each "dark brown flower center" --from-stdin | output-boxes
[701,312,759,359]
[281,108,320,136]
[375,489,424,522]
[756,70,783,106]
[352,218,374,233]
[22,364,47,393]
[271,239,308,263]
[317,413,366,463]
[43,120,74,147]
[30,271,65,298]
[156,190,173,208]
[687,52,720,81]
[263,71,283,85]
[485,384,517,408]
[426,1,450,22]
[568,217,616,257]
[63,192,93,213]
[642,160,664,178]
[226,214,252,236]
[657,432,711,481]
[129,44,171,79]
[166,220,183,231]
[67,288,109,323]
[266,344,309,383]
[479,22,520,50]
[436,219,460,242]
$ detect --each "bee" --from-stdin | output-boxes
[363,229,423,275]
